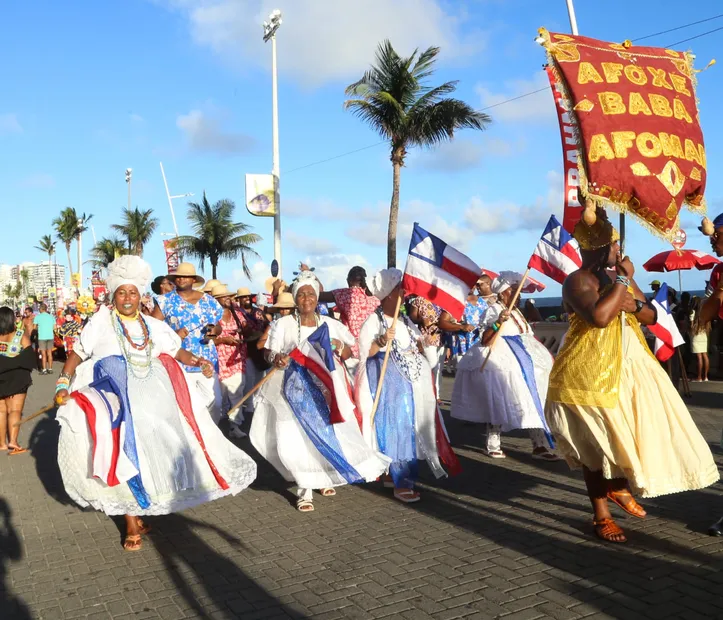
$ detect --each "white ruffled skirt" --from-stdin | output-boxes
[57,358,257,516]
[250,370,389,490]
[451,334,553,431]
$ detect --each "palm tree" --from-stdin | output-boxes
[345,40,490,267]
[52,207,92,287]
[35,234,57,289]
[2,284,14,306]
[111,207,159,256]
[53,207,78,281]
[176,192,261,279]
[90,237,128,268]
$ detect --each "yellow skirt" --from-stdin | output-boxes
[546,326,719,498]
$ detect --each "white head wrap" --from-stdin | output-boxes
[291,271,320,300]
[106,255,153,297]
[368,268,403,300]
[491,277,511,295]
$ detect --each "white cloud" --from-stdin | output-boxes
[18,173,56,189]
[413,136,522,172]
[286,231,339,255]
[155,0,483,87]
[477,71,555,123]
[231,259,269,294]
[0,113,22,135]
[177,109,255,155]
[309,253,378,290]
[464,170,563,233]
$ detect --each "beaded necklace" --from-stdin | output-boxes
[113,309,153,378]
[295,312,319,345]
[377,309,423,382]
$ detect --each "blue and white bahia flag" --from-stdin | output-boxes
[528,215,582,284]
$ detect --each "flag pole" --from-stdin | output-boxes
[480,268,530,373]
[228,368,278,420]
[370,294,403,426]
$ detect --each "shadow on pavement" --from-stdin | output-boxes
[361,441,722,618]
[147,513,305,619]
[27,413,75,507]
[0,498,32,620]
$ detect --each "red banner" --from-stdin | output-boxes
[546,66,582,232]
[163,239,179,274]
[541,29,706,241]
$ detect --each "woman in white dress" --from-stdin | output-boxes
[451,278,559,461]
[250,272,389,512]
[355,269,461,504]
[54,256,257,551]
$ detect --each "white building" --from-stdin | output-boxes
[6,262,66,300]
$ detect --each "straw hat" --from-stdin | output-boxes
[168,262,204,285]
[203,279,226,293]
[210,284,235,299]
[235,287,252,298]
[272,292,296,310]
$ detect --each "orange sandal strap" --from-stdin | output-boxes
[607,490,646,519]
[592,518,627,543]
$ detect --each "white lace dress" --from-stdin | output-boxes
[250,315,390,490]
[56,305,257,516]
[451,303,554,431]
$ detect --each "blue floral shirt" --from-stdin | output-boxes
[157,291,224,372]
[457,298,488,355]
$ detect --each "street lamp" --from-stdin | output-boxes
[263,9,282,276]
[125,168,132,211]
[159,162,193,263]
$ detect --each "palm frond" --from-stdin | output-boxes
[407,99,491,147]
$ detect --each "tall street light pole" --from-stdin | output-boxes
[263,9,282,276]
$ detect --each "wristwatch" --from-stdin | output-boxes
[634,299,645,313]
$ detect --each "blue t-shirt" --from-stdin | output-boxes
[33,312,56,341]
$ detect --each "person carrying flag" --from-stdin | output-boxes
[355,268,459,503]
[450,276,559,461]
[545,208,718,544]
[249,271,389,513]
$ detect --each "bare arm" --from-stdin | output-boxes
[563,271,636,328]
[700,288,723,324]
[629,279,657,326]
[151,304,165,321]
[439,311,474,333]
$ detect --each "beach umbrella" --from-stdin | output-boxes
[642,249,719,291]
[498,270,547,294]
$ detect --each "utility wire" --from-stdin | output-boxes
[632,13,723,42]
[284,17,723,176]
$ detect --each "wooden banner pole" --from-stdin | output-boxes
[369,294,403,427]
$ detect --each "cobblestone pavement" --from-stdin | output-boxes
[1,363,722,620]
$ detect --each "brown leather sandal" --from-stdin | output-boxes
[607,490,646,519]
[593,518,627,543]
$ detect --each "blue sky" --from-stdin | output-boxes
[3,0,722,296]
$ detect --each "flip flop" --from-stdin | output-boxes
[531,450,562,462]
[393,489,421,504]
[320,488,336,497]
[136,519,152,535]
[8,447,27,456]
[123,535,142,551]
[482,449,506,459]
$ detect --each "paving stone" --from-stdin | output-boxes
[1,371,722,620]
